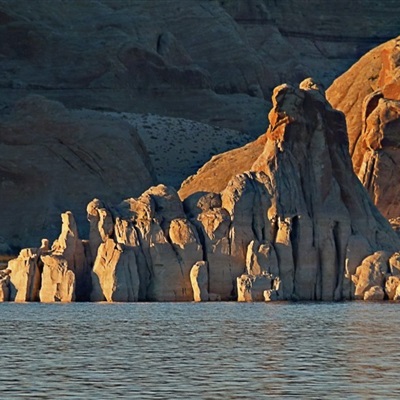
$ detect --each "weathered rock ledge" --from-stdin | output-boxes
[4,79,400,302]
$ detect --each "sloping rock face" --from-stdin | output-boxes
[108,112,253,189]
[179,135,267,200]
[327,37,400,219]
[0,95,156,251]
[1,0,399,136]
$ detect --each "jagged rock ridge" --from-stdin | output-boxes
[5,79,400,302]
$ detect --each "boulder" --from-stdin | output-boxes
[352,252,390,300]
[363,286,385,301]
[29,212,91,302]
[264,278,284,302]
[90,185,203,301]
[246,240,279,277]
[237,274,272,302]
[385,276,400,300]
[389,252,400,276]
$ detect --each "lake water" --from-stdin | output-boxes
[0,302,399,399]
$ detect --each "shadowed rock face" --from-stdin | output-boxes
[0,95,156,251]
[327,37,400,219]
[0,0,399,136]
[7,79,400,302]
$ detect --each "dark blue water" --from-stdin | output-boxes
[0,302,399,399]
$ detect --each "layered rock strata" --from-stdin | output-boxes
[5,80,400,302]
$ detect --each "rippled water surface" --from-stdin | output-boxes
[0,302,399,399]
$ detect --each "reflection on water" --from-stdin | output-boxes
[0,302,399,399]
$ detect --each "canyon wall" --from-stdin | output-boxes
[1,1,400,251]
[1,0,399,135]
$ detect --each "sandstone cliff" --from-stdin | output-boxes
[327,37,400,219]
[6,80,400,302]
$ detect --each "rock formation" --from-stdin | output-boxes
[181,36,400,221]
[89,185,204,302]
[39,212,90,302]
[7,212,90,302]
[4,79,400,302]
[8,248,42,302]
[327,37,400,219]
[0,270,10,301]
[190,261,209,302]
[2,2,400,255]
[0,95,156,251]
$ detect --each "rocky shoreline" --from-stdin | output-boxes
[4,79,400,303]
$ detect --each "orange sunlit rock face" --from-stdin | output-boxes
[327,36,400,219]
